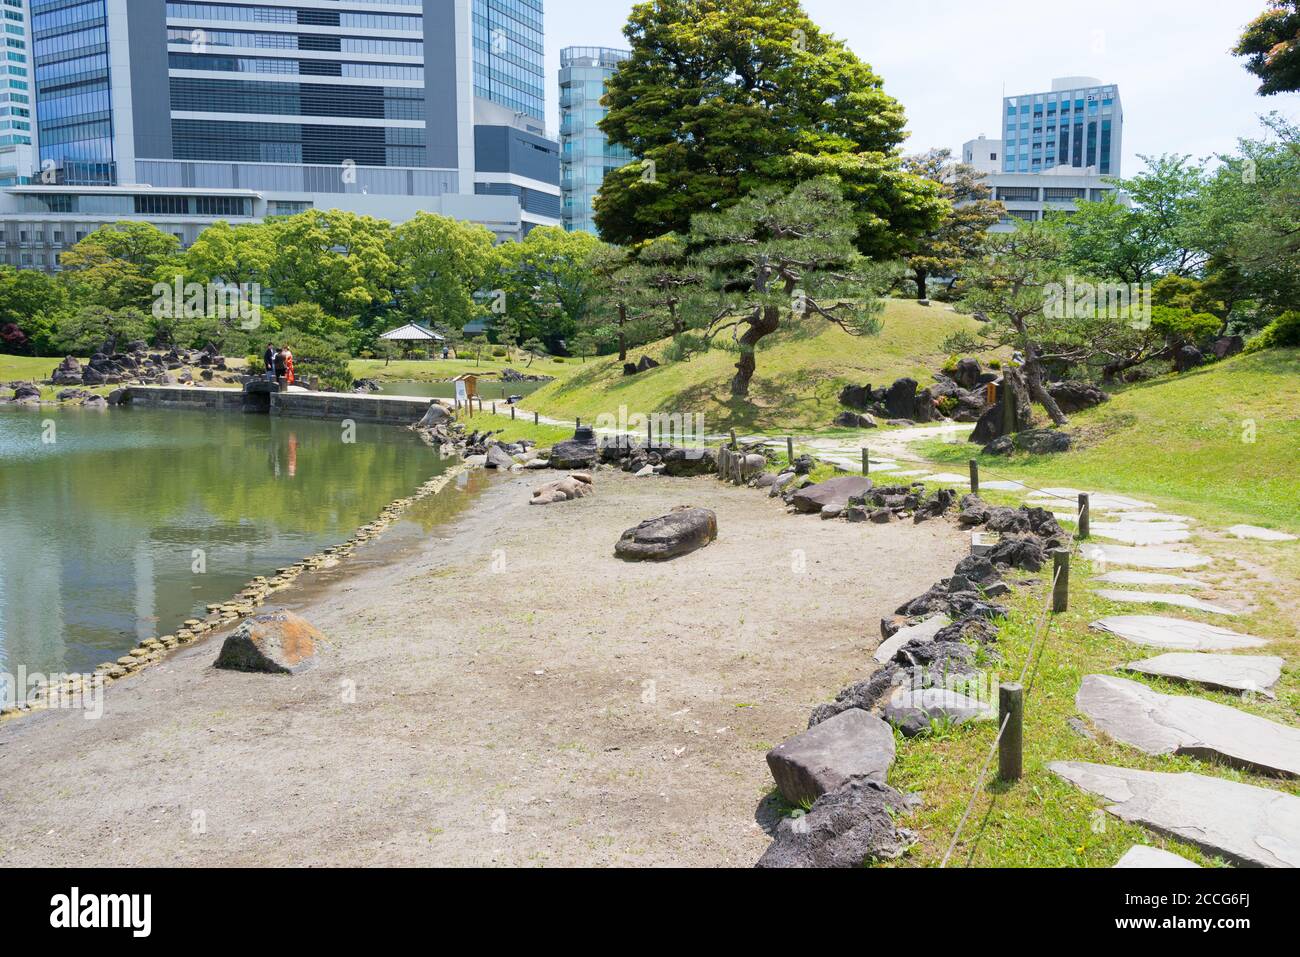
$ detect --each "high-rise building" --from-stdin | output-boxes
[961,76,1125,234]
[559,46,632,235]
[4,0,559,271]
[0,0,35,187]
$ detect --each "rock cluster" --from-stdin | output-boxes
[50,342,232,388]
[499,368,554,383]
[595,435,718,478]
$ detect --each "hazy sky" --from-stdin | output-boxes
[544,0,1295,175]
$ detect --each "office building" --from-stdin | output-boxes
[0,0,35,187]
[961,76,1125,233]
[4,0,560,272]
[558,46,632,235]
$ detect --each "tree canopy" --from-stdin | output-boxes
[1235,1,1300,95]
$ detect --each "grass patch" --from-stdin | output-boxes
[526,299,984,433]
[917,349,1300,530]
[351,355,583,384]
[885,542,1299,869]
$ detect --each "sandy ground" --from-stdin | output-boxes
[0,470,966,867]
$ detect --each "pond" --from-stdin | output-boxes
[0,404,447,682]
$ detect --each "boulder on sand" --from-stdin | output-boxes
[530,473,594,506]
[214,610,321,675]
[791,476,873,514]
[548,425,599,470]
[757,779,915,868]
[766,708,896,807]
[615,506,717,561]
[485,444,517,470]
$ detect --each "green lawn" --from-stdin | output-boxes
[351,354,584,384]
[918,349,1300,530]
[525,299,985,433]
[882,547,1299,868]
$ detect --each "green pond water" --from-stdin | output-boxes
[0,404,447,680]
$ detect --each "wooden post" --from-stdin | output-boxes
[787,437,795,465]
[511,405,516,420]
[730,429,737,451]
[576,417,582,430]
[999,684,1024,783]
[862,448,869,477]
[1052,549,1070,614]
[534,411,539,426]
[969,460,980,496]
[1077,494,1091,540]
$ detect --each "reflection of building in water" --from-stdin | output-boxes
[134,542,156,646]
[0,519,67,675]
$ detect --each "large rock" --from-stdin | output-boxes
[1011,429,1072,454]
[756,779,915,868]
[1048,381,1109,414]
[1049,762,1300,868]
[1124,653,1283,698]
[485,444,517,470]
[660,447,716,477]
[1076,674,1300,777]
[884,686,996,737]
[417,403,452,428]
[873,614,951,665]
[791,476,873,515]
[766,708,895,807]
[214,610,321,675]
[883,378,919,420]
[530,473,594,506]
[549,427,599,470]
[1091,616,1269,651]
[615,506,716,561]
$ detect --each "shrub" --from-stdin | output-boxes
[492,347,507,358]
[1246,310,1300,352]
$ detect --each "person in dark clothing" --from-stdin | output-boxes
[273,347,288,381]
[263,343,277,381]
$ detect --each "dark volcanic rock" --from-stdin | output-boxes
[756,779,915,868]
[660,447,716,477]
[615,507,717,562]
[884,378,919,420]
[214,610,321,675]
[988,534,1047,572]
[792,476,873,515]
[1012,429,1072,455]
[808,666,904,729]
[549,437,599,470]
[1048,381,1108,414]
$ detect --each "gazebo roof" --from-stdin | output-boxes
[380,323,446,342]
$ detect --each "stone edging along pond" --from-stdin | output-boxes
[0,459,473,723]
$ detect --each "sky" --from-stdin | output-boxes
[544,0,1296,176]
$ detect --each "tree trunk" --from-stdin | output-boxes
[914,268,929,301]
[1024,353,1069,426]
[618,302,628,363]
[730,305,781,398]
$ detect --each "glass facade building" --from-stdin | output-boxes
[32,0,114,184]
[0,0,34,185]
[472,0,544,122]
[1001,78,1122,176]
[558,46,630,235]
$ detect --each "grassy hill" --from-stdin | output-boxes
[526,299,984,433]
[920,348,1300,529]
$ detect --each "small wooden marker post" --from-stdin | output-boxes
[787,437,795,466]
[969,460,980,496]
[534,411,539,425]
[1078,494,1091,540]
[511,405,516,420]
[730,429,737,451]
[862,448,869,477]
[492,402,497,415]
[647,420,653,448]
[1052,548,1070,614]
[999,683,1024,782]
[576,417,582,430]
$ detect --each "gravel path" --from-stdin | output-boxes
[0,470,965,867]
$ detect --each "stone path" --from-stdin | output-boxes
[797,423,1299,868]
[1124,653,1283,698]
[1093,590,1240,617]
[1050,762,1300,868]
[1114,845,1200,868]
[1076,675,1300,777]
[1092,616,1270,651]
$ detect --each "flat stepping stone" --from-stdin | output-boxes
[1227,525,1298,543]
[1080,543,1210,570]
[1094,571,1206,589]
[1050,761,1300,867]
[766,708,895,807]
[921,473,970,485]
[1092,616,1269,651]
[1089,524,1192,546]
[1125,653,1283,698]
[890,469,930,478]
[1077,674,1300,777]
[1028,489,1156,512]
[1114,846,1200,868]
[981,480,1031,492]
[1113,512,1194,524]
[1093,590,1239,616]
[884,687,995,737]
[873,614,951,664]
